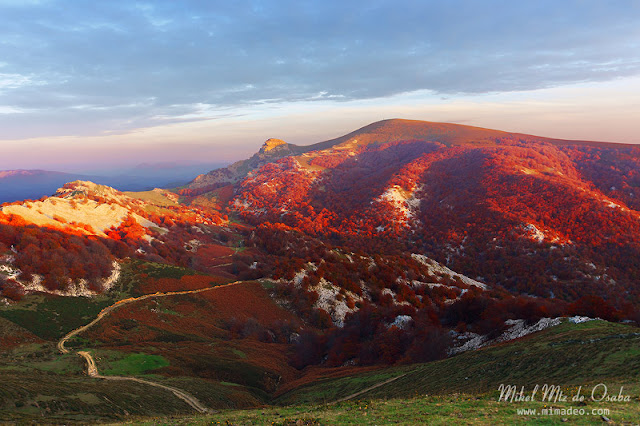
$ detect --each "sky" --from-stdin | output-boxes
[1,0,639,172]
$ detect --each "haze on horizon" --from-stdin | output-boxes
[1,0,639,173]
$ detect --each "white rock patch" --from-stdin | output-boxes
[450,317,585,355]
[310,278,362,328]
[496,318,562,343]
[523,223,545,243]
[376,184,421,222]
[4,261,121,297]
[411,254,487,289]
[568,316,596,324]
[100,261,121,292]
[389,315,413,330]
[293,270,307,286]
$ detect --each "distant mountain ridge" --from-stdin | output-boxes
[0,163,226,204]
[0,170,96,204]
[0,170,71,179]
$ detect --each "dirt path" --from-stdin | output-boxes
[58,281,241,354]
[328,373,409,405]
[58,280,244,413]
[58,275,410,413]
[77,350,210,413]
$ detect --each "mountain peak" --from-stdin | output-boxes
[259,138,288,154]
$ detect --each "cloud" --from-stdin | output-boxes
[0,72,40,90]
[0,0,639,138]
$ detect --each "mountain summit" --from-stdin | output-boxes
[259,138,289,153]
[193,118,640,303]
[186,119,617,192]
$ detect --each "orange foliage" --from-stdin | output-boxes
[138,274,228,294]
[194,281,299,325]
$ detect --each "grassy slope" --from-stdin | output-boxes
[0,369,199,423]
[0,260,216,341]
[123,190,177,207]
[120,320,640,425]
[277,320,640,405]
[0,260,264,421]
[0,294,111,341]
[0,341,209,422]
[124,391,640,425]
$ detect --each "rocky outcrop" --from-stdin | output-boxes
[259,138,288,153]
[186,138,297,190]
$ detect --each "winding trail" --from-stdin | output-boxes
[328,373,409,405]
[59,275,416,413]
[58,280,244,414]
